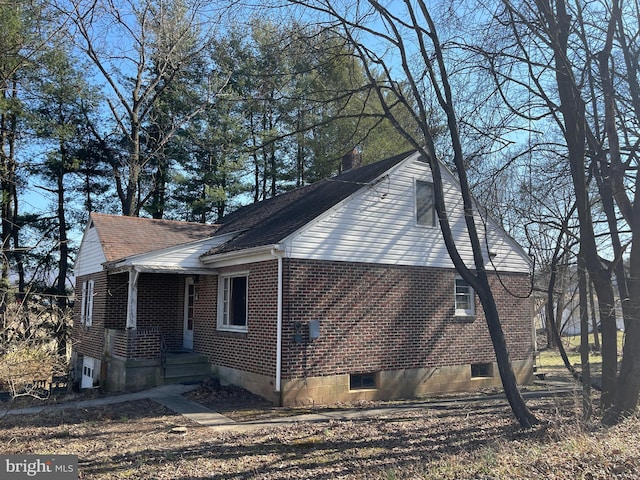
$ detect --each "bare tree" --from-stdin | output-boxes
[58,0,226,216]
[288,0,539,428]
[475,0,640,421]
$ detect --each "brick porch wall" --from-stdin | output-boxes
[105,327,162,359]
[136,273,184,352]
[74,272,187,362]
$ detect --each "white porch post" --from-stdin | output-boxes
[126,268,140,329]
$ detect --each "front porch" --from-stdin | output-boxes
[103,328,212,391]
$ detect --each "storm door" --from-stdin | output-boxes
[183,277,195,350]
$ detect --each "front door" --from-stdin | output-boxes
[183,277,195,350]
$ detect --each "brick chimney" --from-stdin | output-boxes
[341,148,362,172]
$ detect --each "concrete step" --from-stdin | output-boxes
[163,373,212,385]
[164,352,209,365]
[162,351,211,385]
[163,362,211,378]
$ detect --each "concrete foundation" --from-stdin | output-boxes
[102,356,163,392]
[280,360,534,406]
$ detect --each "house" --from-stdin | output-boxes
[72,151,534,405]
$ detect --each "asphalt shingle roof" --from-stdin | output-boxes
[88,152,412,263]
[89,213,219,263]
[209,151,412,254]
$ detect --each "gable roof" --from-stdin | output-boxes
[89,212,219,263]
[208,151,413,255]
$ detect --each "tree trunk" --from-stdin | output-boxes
[604,227,640,423]
[589,280,600,351]
[578,251,592,420]
[0,82,19,302]
[56,156,68,311]
[538,0,618,408]
[476,279,539,428]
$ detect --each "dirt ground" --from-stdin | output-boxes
[1,371,639,479]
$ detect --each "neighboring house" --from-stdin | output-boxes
[72,151,534,405]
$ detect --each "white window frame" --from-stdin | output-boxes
[217,273,249,332]
[454,277,475,317]
[80,279,95,326]
[415,179,436,227]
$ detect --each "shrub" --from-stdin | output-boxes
[0,345,55,398]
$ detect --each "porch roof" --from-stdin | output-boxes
[90,213,220,263]
[105,232,238,274]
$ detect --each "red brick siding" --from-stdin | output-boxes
[74,259,532,385]
[127,327,162,359]
[136,273,184,351]
[72,271,109,359]
[195,261,279,377]
[488,272,533,363]
[107,327,162,359]
[104,273,127,329]
[280,259,532,380]
[74,272,186,361]
[109,329,128,358]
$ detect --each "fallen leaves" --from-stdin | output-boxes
[1,386,639,479]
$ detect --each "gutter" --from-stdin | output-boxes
[200,244,275,266]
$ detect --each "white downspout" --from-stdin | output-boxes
[126,268,140,329]
[271,246,284,394]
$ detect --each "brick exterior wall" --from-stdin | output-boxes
[280,259,533,381]
[106,327,162,359]
[73,257,532,401]
[72,271,109,360]
[196,262,279,378]
[103,273,128,329]
[194,258,532,390]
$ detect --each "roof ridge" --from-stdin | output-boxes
[90,212,218,227]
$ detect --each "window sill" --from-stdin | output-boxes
[215,329,248,339]
[454,313,475,323]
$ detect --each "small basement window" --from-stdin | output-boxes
[471,362,493,378]
[350,373,377,390]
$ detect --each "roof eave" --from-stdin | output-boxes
[106,265,219,275]
[200,244,283,267]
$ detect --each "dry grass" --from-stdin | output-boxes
[1,377,639,479]
[536,331,625,369]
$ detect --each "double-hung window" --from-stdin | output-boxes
[416,180,436,227]
[80,280,95,326]
[454,277,475,317]
[218,274,249,332]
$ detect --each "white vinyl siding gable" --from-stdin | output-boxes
[111,233,237,272]
[75,225,107,277]
[285,154,531,273]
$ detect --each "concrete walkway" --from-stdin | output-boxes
[0,384,200,416]
[1,380,578,432]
